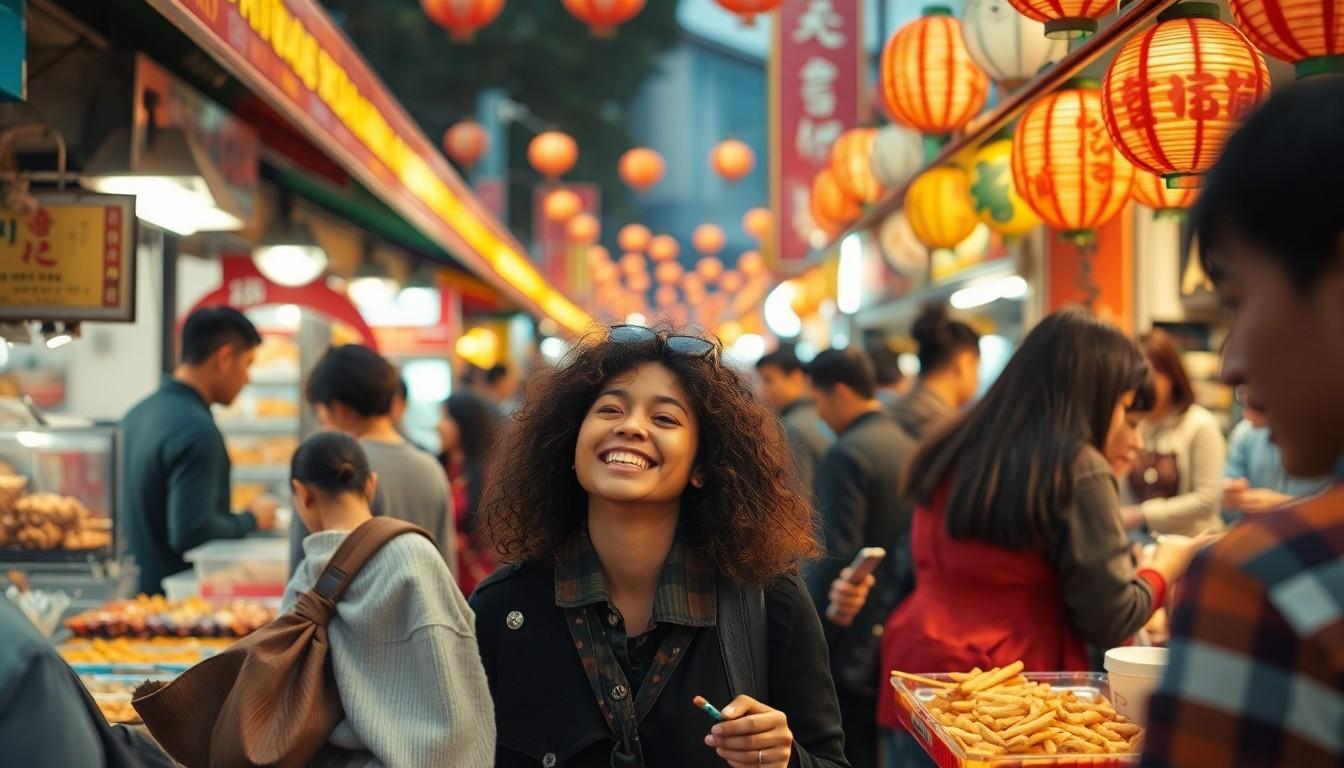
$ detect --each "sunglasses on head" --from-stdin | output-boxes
[608,324,718,361]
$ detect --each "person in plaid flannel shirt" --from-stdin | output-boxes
[1140,77,1344,766]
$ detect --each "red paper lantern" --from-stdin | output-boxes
[1230,0,1344,77]
[649,235,680,262]
[618,224,652,253]
[1132,168,1200,216]
[1006,0,1113,40]
[811,169,861,230]
[693,224,727,256]
[1102,3,1271,186]
[529,131,578,179]
[563,0,645,38]
[880,8,990,135]
[830,128,885,204]
[714,0,781,25]
[543,188,583,222]
[1012,80,1136,238]
[619,148,665,191]
[421,0,504,41]
[567,213,600,245]
[743,208,773,241]
[442,120,488,169]
[712,140,756,182]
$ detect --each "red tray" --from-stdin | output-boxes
[892,671,1140,768]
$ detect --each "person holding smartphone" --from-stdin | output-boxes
[470,326,849,768]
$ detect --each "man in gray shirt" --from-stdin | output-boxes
[756,348,834,496]
[288,345,454,573]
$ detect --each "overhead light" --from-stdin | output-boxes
[764,282,802,338]
[348,277,399,309]
[253,214,328,287]
[82,126,245,236]
[837,233,863,315]
[624,312,647,327]
[539,336,569,363]
[950,275,1030,309]
[40,321,78,349]
[726,333,766,367]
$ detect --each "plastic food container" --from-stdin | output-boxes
[893,671,1140,767]
[1103,647,1168,726]
[160,570,200,602]
[184,538,288,599]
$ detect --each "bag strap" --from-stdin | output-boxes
[716,576,769,702]
[312,517,433,603]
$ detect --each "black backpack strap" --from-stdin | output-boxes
[716,575,769,702]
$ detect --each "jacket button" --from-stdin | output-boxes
[506,611,525,630]
[542,753,557,767]
[611,684,629,701]
[607,612,619,627]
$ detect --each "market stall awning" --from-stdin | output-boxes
[141,0,592,335]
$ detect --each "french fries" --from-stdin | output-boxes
[894,663,1144,758]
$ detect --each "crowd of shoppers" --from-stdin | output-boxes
[756,348,833,497]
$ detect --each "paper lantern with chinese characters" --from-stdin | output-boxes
[693,224,727,256]
[543,188,584,222]
[697,257,725,282]
[715,0,781,24]
[1006,0,1113,40]
[1229,0,1344,77]
[618,224,652,253]
[443,120,489,169]
[812,168,861,232]
[743,208,773,241]
[529,131,578,179]
[567,213,600,244]
[621,253,647,276]
[649,235,680,262]
[655,261,684,285]
[738,250,765,276]
[870,124,926,190]
[712,140,755,182]
[422,0,504,41]
[881,8,991,135]
[619,148,665,191]
[969,139,1041,237]
[563,0,645,37]
[961,0,1067,88]
[830,128,885,204]
[1102,4,1271,186]
[905,166,980,250]
[1012,81,1136,237]
[1132,168,1200,217]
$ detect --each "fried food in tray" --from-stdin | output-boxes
[0,491,111,551]
[64,594,276,639]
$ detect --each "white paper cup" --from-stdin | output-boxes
[1104,646,1169,725]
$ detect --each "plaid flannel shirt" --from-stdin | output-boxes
[1141,483,1344,766]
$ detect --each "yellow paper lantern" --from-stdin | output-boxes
[905,166,980,250]
[1132,168,1200,217]
[969,139,1041,238]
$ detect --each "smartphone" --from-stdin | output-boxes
[846,547,886,584]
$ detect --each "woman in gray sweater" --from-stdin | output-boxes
[283,432,495,767]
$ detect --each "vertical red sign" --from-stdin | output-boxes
[771,0,864,269]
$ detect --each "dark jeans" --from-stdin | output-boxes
[838,690,879,768]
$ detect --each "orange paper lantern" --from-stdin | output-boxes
[655,285,679,308]
[567,213,601,244]
[543,188,584,222]
[618,148,666,191]
[627,271,652,292]
[905,166,980,250]
[655,261,685,285]
[714,0,781,24]
[1102,4,1271,186]
[738,250,765,276]
[421,0,504,41]
[618,224,653,253]
[1230,0,1344,77]
[1006,0,1113,39]
[682,273,706,295]
[830,128,886,204]
[648,235,680,262]
[1132,168,1200,216]
[743,208,773,241]
[563,0,645,37]
[586,245,611,269]
[881,8,991,135]
[812,169,861,230]
[692,224,727,256]
[620,253,647,276]
[719,270,745,293]
[697,257,725,282]
[592,261,619,284]
[529,131,579,179]
[443,120,488,169]
[712,140,756,182]
[1012,81,1136,237]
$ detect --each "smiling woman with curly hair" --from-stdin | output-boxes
[470,325,849,768]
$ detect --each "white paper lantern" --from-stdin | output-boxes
[961,0,1067,89]
[869,124,925,191]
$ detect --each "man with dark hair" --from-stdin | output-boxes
[805,347,917,768]
[1140,77,1344,767]
[867,345,906,409]
[755,347,833,495]
[291,345,454,571]
[484,363,519,415]
[121,307,276,595]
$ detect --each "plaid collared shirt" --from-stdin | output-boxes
[1141,484,1344,766]
[555,527,716,762]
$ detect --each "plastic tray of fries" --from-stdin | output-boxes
[892,666,1142,767]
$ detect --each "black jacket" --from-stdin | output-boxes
[805,410,917,698]
[472,563,850,768]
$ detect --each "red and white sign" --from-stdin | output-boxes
[770,0,864,269]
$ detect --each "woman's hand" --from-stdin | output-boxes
[825,567,874,627]
[704,695,793,767]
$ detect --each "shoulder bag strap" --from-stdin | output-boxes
[311,517,433,603]
[716,576,770,703]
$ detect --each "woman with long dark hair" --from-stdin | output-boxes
[870,311,1204,761]
[470,326,848,768]
[890,304,981,441]
[439,392,500,594]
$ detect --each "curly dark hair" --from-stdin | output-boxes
[479,327,819,585]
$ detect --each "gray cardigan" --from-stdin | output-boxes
[1123,404,1228,536]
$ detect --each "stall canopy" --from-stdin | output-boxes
[140,0,591,334]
